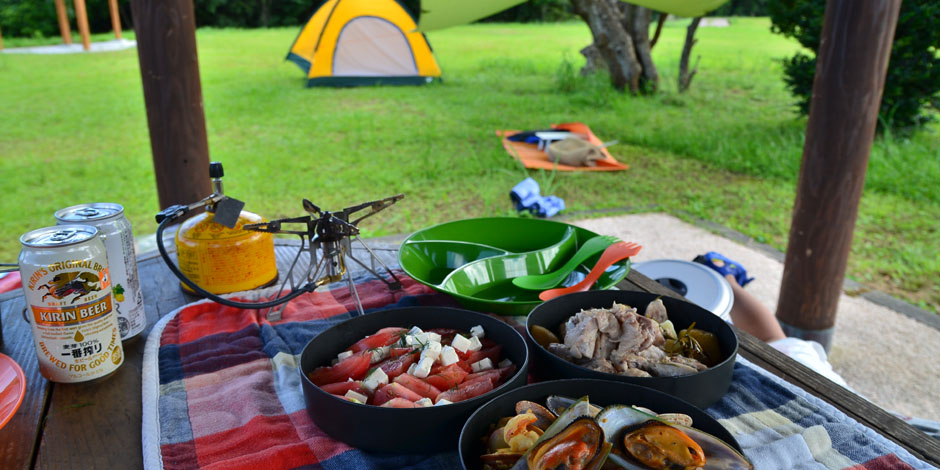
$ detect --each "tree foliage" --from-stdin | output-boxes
[769,0,940,131]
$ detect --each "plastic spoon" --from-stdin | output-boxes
[512,235,617,290]
[538,241,642,301]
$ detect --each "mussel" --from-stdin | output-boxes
[597,406,753,470]
[524,418,609,470]
[622,421,706,469]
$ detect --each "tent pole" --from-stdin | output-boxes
[108,0,122,39]
[131,0,211,210]
[55,0,73,45]
[776,0,900,351]
[74,0,92,51]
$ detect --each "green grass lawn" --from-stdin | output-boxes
[0,18,937,313]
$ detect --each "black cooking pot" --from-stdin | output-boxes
[458,379,744,470]
[526,291,738,408]
[298,306,529,453]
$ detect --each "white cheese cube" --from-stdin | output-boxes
[344,390,368,404]
[426,332,442,343]
[415,397,433,407]
[407,363,418,375]
[404,334,418,346]
[471,358,494,372]
[498,359,513,369]
[370,345,390,364]
[435,398,453,406]
[408,326,424,335]
[362,368,388,392]
[413,356,435,379]
[337,350,353,361]
[470,325,485,338]
[467,335,483,352]
[413,332,430,345]
[440,345,459,366]
[451,334,472,353]
[421,341,442,361]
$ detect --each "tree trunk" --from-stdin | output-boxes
[571,0,642,92]
[571,0,657,94]
[622,4,657,91]
[678,17,702,92]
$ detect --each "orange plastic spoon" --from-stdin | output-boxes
[538,241,642,301]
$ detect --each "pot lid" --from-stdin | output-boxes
[631,259,733,321]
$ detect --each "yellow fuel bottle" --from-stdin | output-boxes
[174,163,278,295]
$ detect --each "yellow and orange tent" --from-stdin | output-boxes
[287,0,441,87]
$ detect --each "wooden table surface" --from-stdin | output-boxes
[1,240,938,469]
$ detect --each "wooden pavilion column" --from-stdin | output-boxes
[108,0,123,39]
[130,0,211,210]
[74,0,91,51]
[54,0,73,45]
[776,0,900,350]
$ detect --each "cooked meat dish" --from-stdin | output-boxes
[548,300,708,377]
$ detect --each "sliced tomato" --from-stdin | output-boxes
[377,350,419,379]
[373,382,425,406]
[495,364,517,381]
[426,328,459,343]
[380,397,421,408]
[393,373,443,400]
[349,327,407,353]
[388,347,415,359]
[425,363,468,391]
[463,369,500,386]
[319,380,368,396]
[435,378,495,403]
[307,351,372,386]
[465,345,502,365]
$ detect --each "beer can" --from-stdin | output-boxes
[55,203,146,342]
[18,225,124,383]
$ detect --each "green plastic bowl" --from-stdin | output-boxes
[399,218,631,315]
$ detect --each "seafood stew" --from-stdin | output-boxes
[459,380,749,470]
[526,291,738,408]
[300,306,528,453]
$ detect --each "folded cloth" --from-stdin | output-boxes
[547,137,605,167]
[531,195,565,218]
[510,177,541,211]
[509,178,564,218]
[142,270,935,470]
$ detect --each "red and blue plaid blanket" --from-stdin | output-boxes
[142,271,933,470]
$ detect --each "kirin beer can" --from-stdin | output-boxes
[19,225,124,383]
[55,203,146,342]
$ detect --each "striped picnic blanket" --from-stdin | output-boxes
[142,270,933,470]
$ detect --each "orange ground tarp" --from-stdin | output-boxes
[497,122,629,172]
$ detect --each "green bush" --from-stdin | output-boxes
[769,0,940,131]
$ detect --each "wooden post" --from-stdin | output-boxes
[130,0,211,209]
[73,0,92,51]
[0,24,4,51]
[108,0,122,39]
[776,0,900,350]
[55,0,73,45]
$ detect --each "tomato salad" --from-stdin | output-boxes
[307,326,516,408]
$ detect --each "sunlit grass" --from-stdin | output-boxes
[0,18,936,312]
